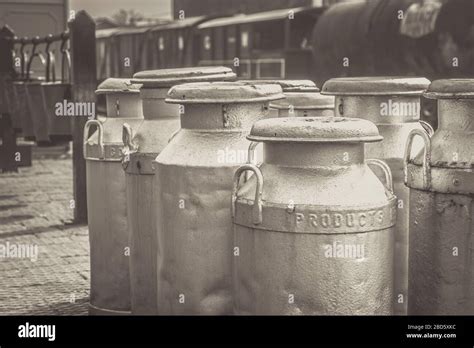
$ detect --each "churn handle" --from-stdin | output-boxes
[419,120,434,137]
[83,120,104,159]
[247,141,260,165]
[121,123,138,169]
[366,159,394,193]
[231,164,264,225]
[404,128,432,190]
[245,141,261,182]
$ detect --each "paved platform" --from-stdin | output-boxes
[0,153,90,315]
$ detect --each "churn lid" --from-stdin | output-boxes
[424,79,474,99]
[165,82,285,104]
[239,79,319,92]
[95,78,141,95]
[247,117,383,143]
[269,93,335,110]
[321,77,430,96]
[131,66,236,87]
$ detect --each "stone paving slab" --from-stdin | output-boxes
[0,157,90,315]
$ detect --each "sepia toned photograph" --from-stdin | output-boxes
[0,0,472,345]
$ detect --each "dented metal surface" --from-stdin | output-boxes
[84,78,144,315]
[154,81,283,315]
[322,76,431,315]
[405,79,474,315]
[125,67,237,315]
[233,117,397,315]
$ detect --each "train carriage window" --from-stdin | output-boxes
[159,36,165,51]
[178,35,184,51]
[204,35,211,50]
[241,31,249,48]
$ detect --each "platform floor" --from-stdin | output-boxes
[0,149,90,315]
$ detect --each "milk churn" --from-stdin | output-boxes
[321,77,431,315]
[239,80,332,117]
[154,81,284,315]
[84,78,143,315]
[232,117,397,315]
[125,67,236,315]
[269,85,334,117]
[405,79,474,315]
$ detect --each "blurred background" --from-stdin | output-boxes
[1,0,472,88]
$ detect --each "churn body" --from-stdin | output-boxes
[125,67,236,315]
[84,78,143,315]
[405,79,474,315]
[154,81,284,315]
[233,117,397,315]
[321,77,431,315]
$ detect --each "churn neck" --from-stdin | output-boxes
[95,78,142,119]
[165,81,285,131]
[131,66,238,120]
[179,103,270,131]
[424,79,474,133]
[248,117,382,168]
[104,93,142,119]
[321,77,430,124]
[263,142,365,167]
[436,99,474,132]
[139,87,179,120]
[333,95,423,124]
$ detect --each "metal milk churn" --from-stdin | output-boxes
[269,85,334,117]
[124,67,236,315]
[84,78,143,315]
[321,77,431,315]
[232,117,397,315]
[154,81,284,315]
[405,79,474,315]
[239,80,332,117]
